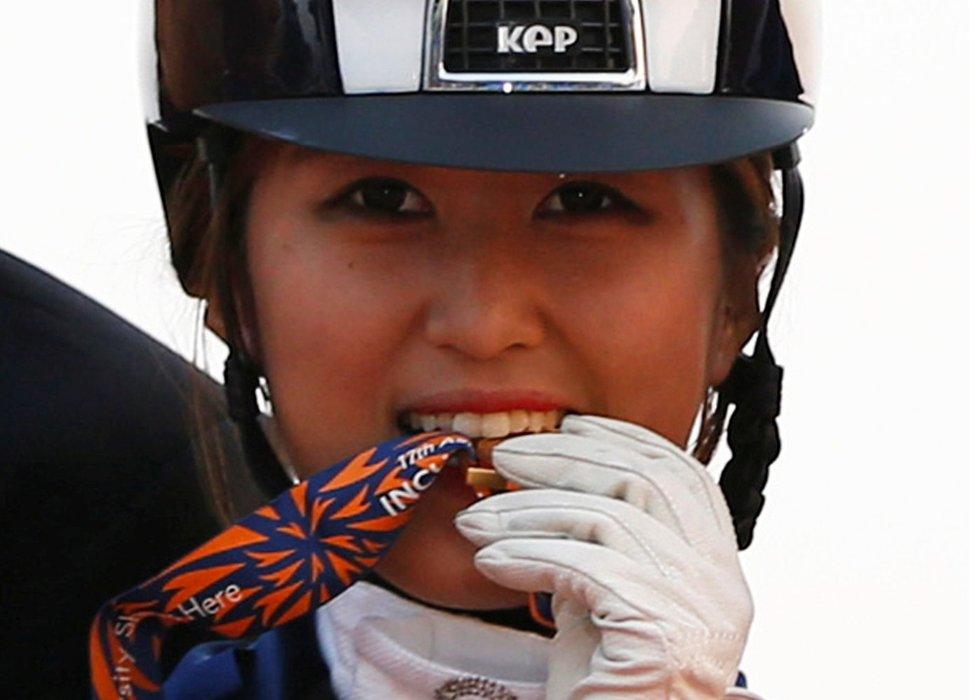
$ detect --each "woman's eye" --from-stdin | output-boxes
[341,178,432,217]
[537,181,632,216]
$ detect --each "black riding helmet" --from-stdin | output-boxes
[142,0,819,548]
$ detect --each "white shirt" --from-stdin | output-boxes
[316,581,550,700]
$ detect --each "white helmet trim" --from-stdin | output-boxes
[333,0,428,94]
[642,0,723,94]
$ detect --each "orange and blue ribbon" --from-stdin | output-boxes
[89,431,475,699]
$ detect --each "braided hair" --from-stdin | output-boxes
[700,147,804,549]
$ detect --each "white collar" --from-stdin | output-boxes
[316,581,549,699]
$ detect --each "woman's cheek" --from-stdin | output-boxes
[542,238,718,446]
[248,234,415,473]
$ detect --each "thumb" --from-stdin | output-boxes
[546,597,599,699]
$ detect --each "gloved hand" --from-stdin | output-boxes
[90,431,474,700]
[454,414,753,699]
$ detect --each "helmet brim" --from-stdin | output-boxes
[196,93,813,173]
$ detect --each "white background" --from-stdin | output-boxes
[0,2,971,697]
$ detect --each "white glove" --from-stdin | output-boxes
[454,414,754,699]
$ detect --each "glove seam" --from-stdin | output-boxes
[493,447,720,565]
[482,500,682,581]
[502,551,693,666]
[566,415,733,538]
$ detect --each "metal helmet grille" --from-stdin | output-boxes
[425,0,646,90]
[443,0,633,73]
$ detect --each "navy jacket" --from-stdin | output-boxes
[165,613,334,699]
[0,250,249,697]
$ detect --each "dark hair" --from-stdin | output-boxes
[165,132,274,523]
[696,157,775,446]
[164,132,784,548]
[698,157,784,549]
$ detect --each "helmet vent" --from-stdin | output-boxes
[443,0,631,73]
[424,0,646,91]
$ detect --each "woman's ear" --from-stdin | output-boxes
[204,293,263,366]
[203,299,229,341]
[707,263,764,387]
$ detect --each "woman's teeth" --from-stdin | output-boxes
[403,409,565,438]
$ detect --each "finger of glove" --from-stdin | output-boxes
[473,537,700,630]
[491,432,732,563]
[560,414,736,544]
[456,488,696,579]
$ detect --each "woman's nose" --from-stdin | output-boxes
[422,235,546,360]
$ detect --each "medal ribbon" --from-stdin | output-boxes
[89,431,475,699]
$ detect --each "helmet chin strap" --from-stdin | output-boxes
[737,143,804,371]
[198,127,297,500]
[223,348,297,499]
[761,143,804,353]
[718,142,805,549]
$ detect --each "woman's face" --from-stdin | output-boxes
[228,143,759,609]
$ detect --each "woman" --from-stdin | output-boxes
[92,1,818,697]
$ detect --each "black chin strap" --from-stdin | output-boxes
[729,143,803,388]
[718,143,805,549]
[198,127,296,500]
[760,143,805,353]
[223,349,295,498]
